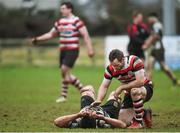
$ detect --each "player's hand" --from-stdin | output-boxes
[91,112,104,119]
[26,38,33,47]
[31,37,37,45]
[90,100,102,107]
[114,87,123,99]
[90,111,99,119]
[142,44,147,50]
[79,109,89,117]
[27,37,38,47]
[88,49,94,58]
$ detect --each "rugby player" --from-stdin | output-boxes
[31,2,94,103]
[127,11,149,61]
[91,49,153,129]
[54,85,127,128]
[142,12,180,86]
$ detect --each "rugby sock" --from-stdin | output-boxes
[71,77,83,91]
[61,80,69,98]
[133,98,144,123]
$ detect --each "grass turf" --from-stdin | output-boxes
[0,65,180,131]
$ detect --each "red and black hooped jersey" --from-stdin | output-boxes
[54,15,84,50]
[104,55,150,84]
[127,22,149,48]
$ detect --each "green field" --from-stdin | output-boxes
[0,65,180,132]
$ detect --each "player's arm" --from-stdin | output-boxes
[91,67,113,106]
[79,26,94,58]
[115,69,145,96]
[90,110,127,128]
[97,78,111,102]
[31,28,58,44]
[142,34,158,50]
[91,78,111,106]
[115,58,145,96]
[142,26,160,50]
[54,112,84,128]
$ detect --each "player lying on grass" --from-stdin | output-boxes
[91,49,153,129]
[54,85,127,128]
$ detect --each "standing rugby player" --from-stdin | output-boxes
[142,12,179,86]
[31,2,94,103]
[91,49,153,129]
[127,11,149,62]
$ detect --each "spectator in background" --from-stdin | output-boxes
[142,12,180,86]
[31,2,94,103]
[127,11,150,62]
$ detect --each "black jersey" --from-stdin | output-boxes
[127,23,149,51]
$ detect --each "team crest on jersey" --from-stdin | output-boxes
[113,101,119,108]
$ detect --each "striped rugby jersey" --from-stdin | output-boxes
[54,15,84,50]
[104,55,150,84]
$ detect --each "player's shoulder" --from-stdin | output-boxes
[128,55,140,62]
[129,55,144,70]
[106,64,114,73]
[127,55,142,66]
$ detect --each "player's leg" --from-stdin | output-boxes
[65,50,84,91]
[56,50,69,102]
[56,49,80,103]
[100,91,121,119]
[56,64,72,103]
[128,87,145,128]
[118,93,134,124]
[118,108,134,125]
[147,56,155,80]
[159,61,179,85]
[70,74,84,92]
[128,84,153,129]
[80,85,95,109]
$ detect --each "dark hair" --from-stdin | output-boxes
[81,116,96,128]
[148,12,158,18]
[61,1,74,12]
[109,49,124,62]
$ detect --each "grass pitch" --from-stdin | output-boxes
[0,65,180,132]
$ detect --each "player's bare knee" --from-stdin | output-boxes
[131,88,140,97]
[81,85,95,98]
[54,119,59,127]
[163,66,169,73]
[107,91,116,100]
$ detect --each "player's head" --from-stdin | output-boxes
[81,116,96,128]
[80,107,96,128]
[81,106,106,128]
[148,12,158,24]
[132,11,143,24]
[60,1,73,17]
[109,49,125,70]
